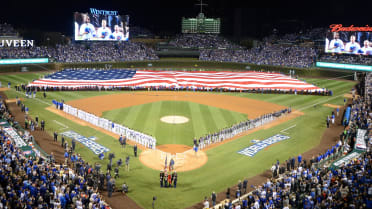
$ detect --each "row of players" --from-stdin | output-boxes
[75,14,129,41]
[326,32,372,55]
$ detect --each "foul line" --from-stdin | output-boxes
[296,92,348,112]
[280,124,296,134]
[53,120,69,130]
[12,89,52,106]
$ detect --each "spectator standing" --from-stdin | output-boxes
[53,131,58,142]
[297,154,302,166]
[211,191,217,206]
[125,156,130,171]
[243,178,248,194]
[122,183,128,194]
[72,138,76,151]
[133,144,137,157]
[203,197,209,209]
[41,120,45,131]
[107,179,113,198]
[226,188,230,199]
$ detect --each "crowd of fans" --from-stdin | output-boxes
[168,34,243,49]
[0,97,116,208]
[205,74,372,209]
[1,22,371,68]
[200,44,317,68]
[263,28,326,44]
[318,53,372,65]
[129,26,155,38]
[211,149,371,209]
[0,41,159,62]
[0,23,17,36]
[365,73,372,98]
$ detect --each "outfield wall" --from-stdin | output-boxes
[0,60,354,79]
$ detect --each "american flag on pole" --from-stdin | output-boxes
[29,69,323,91]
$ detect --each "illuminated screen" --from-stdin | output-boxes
[74,10,129,41]
[0,58,48,65]
[316,62,372,71]
[182,14,220,34]
[325,28,372,55]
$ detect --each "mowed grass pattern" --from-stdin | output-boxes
[102,101,248,145]
[0,72,357,209]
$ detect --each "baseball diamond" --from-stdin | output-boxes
[0,71,357,209]
[1,8,371,209]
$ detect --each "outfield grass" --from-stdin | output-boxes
[0,73,356,209]
[102,100,247,145]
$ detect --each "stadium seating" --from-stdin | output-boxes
[318,53,372,65]
[200,45,317,68]
[0,97,112,208]
[0,23,17,36]
[0,42,159,62]
[169,34,243,49]
[209,73,372,209]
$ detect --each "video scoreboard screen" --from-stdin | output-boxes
[182,13,220,34]
[325,24,372,55]
[74,8,129,41]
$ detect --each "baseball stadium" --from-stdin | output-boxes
[0,3,371,209]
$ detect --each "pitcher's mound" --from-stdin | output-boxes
[160,115,189,124]
[140,144,207,172]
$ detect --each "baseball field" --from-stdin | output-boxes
[0,71,356,209]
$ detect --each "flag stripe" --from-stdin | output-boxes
[29,70,323,91]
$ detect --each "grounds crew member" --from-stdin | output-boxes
[114,167,119,178]
[133,144,137,157]
[71,138,76,151]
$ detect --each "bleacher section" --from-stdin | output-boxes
[168,34,243,49]
[0,42,159,62]
[0,23,17,37]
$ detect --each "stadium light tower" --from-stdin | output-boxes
[195,0,208,14]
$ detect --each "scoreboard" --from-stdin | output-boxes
[182,18,198,33]
[204,18,220,34]
[182,13,220,34]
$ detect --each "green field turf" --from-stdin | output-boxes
[101,100,247,146]
[0,72,356,209]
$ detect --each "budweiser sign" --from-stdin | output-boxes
[330,24,372,32]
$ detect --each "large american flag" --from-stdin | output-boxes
[29,70,323,91]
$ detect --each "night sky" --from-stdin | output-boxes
[1,0,371,38]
